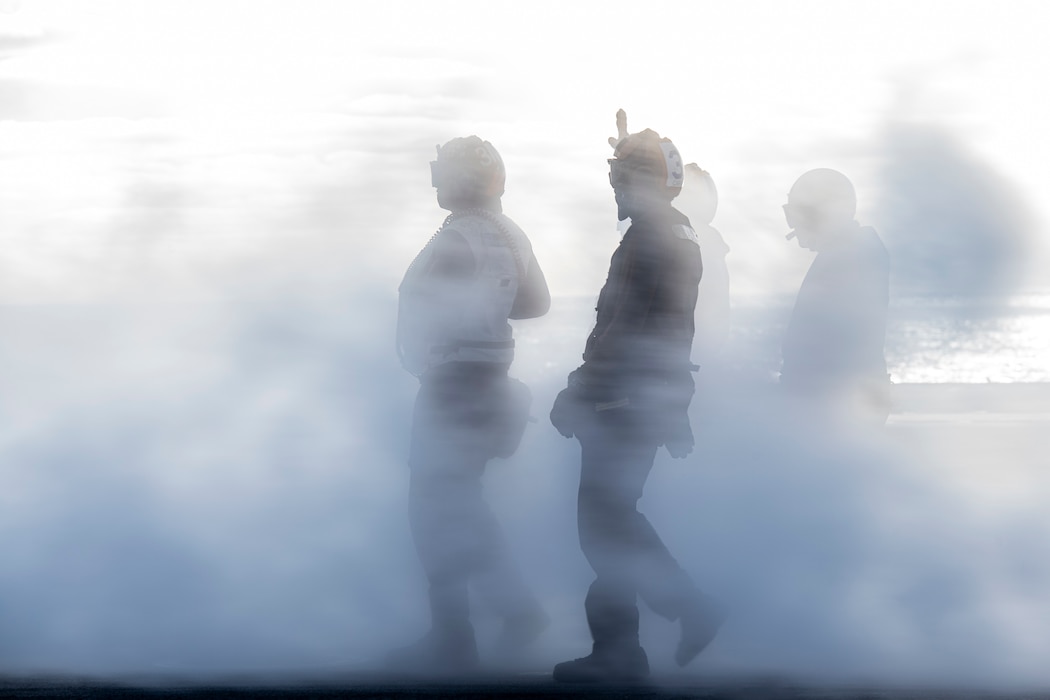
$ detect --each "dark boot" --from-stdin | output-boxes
[554,579,648,683]
[552,642,649,683]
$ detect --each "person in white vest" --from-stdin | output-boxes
[391,136,551,672]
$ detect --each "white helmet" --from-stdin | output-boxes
[430,135,506,203]
[608,128,685,200]
[784,168,856,238]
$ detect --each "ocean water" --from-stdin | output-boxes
[724,292,1050,384]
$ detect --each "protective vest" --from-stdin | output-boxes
[397,209,532,377]
[583,208,702,380]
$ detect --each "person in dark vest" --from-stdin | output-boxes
[391,136,551,672]
[780,168,891,424]
[549,112,723,683]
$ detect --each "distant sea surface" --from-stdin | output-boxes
[0,294,1043,392]
[726,292,1050,384]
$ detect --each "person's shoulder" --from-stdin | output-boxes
[664,209,702,259]
[856,225,889,262]
[697,224,730,257]
[630,207,695,239]
[861,225,887,245]
[669,221,700,245]
[665,207,699,239]
[833,224,882,252]
[495,212,529,240]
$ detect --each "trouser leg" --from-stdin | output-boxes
[576,410,697,650]
[409,452,494,637]
[408,364,539,636]
[585,577,640,652]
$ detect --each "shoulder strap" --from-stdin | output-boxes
[671,223,700,245]
[448,208,527,279]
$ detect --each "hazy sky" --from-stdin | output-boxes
[1,0,1048,302]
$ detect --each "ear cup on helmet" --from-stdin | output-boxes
[609,128,684,199]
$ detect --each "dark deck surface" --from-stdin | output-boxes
[1,674,1048,699]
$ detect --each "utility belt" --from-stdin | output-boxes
[420,360,533,460]
[551,365,697,443]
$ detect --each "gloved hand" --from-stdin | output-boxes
[664,411,694,459]
[550,387,582,438]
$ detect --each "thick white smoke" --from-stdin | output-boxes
[0,3,1047,689]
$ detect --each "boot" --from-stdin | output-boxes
[552,643,649,684]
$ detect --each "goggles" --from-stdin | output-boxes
[608,159,657,189]
[430,160,445,188]
[782,202,821,232]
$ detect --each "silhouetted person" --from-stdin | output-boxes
[393,136,551,672]
[781,168,891,423]
[549,113,722,684]
[680,163,731,365]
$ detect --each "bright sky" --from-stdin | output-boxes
[1,0,1048,301]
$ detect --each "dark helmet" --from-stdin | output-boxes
[608,128,684,200]
[430,135,506,202]
[783,168,856,234]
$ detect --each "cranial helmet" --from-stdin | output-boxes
[431,135,506,202]
[609,128,684,200]
[683,163,718,225]
[784,168,857,232]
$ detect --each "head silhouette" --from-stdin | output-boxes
[608,128,684,221]
[431,136,506,212]
[783,168,857,251]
